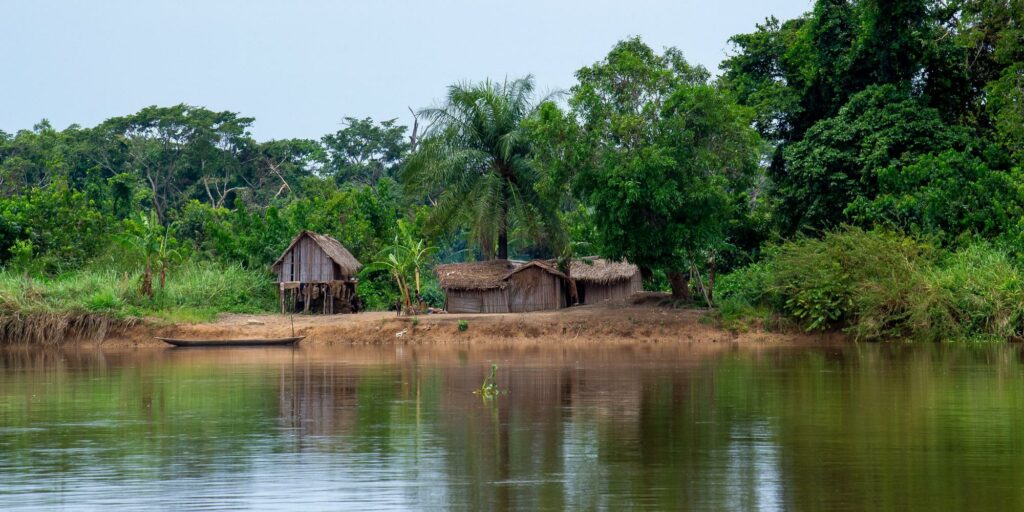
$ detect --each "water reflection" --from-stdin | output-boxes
[1,342,1024,510]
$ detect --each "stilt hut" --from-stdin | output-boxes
[569,258,643,305]
[271,231,362,314]
[435,259,568,313]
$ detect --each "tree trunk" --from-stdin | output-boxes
[667,271,691,302]
[497,199,509,260]
[141,263,153,298]
[707,255,716,304]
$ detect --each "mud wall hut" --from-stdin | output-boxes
[435,260,568,314]
[271,230,362,314]
[569,258,642,305]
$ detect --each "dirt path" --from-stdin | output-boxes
[100,303,836,348]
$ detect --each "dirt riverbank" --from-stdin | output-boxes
[98,302,837,348]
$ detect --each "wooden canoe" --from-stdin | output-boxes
[156,336,305,347]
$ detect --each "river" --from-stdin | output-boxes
[1,341,1022,510]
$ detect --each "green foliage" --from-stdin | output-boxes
[0,179,112,273]
[322,117,409,184]
[402,76,562,259]
[719,228,1024,341]
[562,37,761,298]
[0,261,274,323]
[778,85,967,234]
[362,220,436,315]
[457,319,469,332]
[848,151,1024,246]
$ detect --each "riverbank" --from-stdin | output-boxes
[94,302,835,348]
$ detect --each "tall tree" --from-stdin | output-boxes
[402,76,559,260]
[94,105,255,222]
[322,117,409,185]
[564,38,761,300]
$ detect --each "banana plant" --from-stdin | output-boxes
[362,220,435,315]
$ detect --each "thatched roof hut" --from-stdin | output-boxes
[272,230,361,281]
[505,261,568,313]
[272,230,362,314]
[435,260,520,292]
[435,259,567,313]
[568,257,642,305]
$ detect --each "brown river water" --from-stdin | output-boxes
[1,341,1023,511]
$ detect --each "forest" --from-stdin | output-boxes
[1,0,1022,341]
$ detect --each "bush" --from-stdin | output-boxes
[923,244,1024,341]
[458,319,468,332]
[0,260,277,325]
[716,227,1024,341]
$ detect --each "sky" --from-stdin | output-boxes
[1,0,812,141]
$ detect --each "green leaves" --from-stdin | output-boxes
[402,76,561,259]
[563,38,761,293]
[778,85,968,234]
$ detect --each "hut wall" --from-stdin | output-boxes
[446,289,510,314]
[278,236,335,282]
[507,267,564,313]
[581,273,643,305]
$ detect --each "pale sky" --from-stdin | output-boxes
[1,0,812,141]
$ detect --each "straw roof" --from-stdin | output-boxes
[271,230,362,276]
[569,257,640,285]
[506,260,568,281]
[435,260,521,290]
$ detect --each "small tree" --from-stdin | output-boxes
[119,211,180,297]
[362,220,435,315]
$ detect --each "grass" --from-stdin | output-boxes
[715,228,1024,342]
[0,261,277,344]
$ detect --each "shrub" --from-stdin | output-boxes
[717,227,1024,341]
[458,319,468,332]
[769,228,933,334]
[923,244,1024,341]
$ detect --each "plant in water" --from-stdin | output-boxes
[474,363,502,398]
[457,319,469,331]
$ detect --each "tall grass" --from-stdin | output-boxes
[716,228,1024,341]
[0,261,276,344]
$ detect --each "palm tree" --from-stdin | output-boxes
[402,76,561,260]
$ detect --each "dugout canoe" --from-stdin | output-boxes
[156,336,305,347]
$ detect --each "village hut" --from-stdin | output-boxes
[435,259,568,313]
[435,260,520,314]
[271,230,362,314]
[569,257,643,305]
[504,260,568,312]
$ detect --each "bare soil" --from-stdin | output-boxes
[100,301,839,348]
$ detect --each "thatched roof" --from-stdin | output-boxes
[506,260,568,281]
[435,260,521,290]
[271,230,362,276]
[569,257,640,284]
